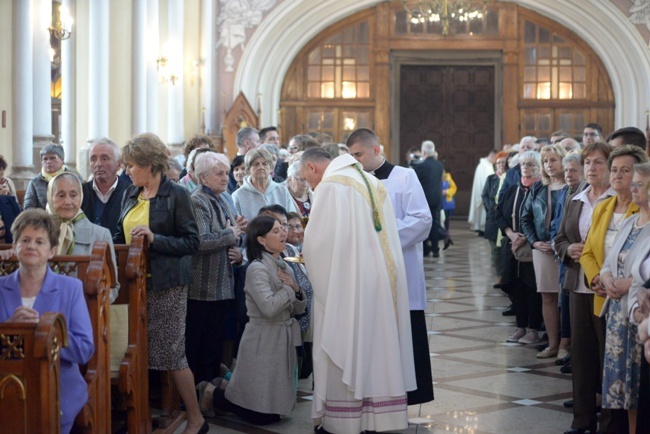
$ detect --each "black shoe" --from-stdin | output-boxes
[564,429,591,434]
[502,305,515,316]
[197,421,210,434]
[493,283,503,289]
[563,400,573,408]
[536,344,547,351]
[555,354,571,366]
[432,251,440,258]
[443,239,454,250]
[561,363,572,374]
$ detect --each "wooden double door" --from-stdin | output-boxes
[399,64,496,216]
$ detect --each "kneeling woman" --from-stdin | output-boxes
[200,215,306,424]
[0,209,94,433]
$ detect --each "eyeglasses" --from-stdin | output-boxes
[630,182,646,190]
[293,177,308,183]
[521,162,538,167]
[287,224,303,230]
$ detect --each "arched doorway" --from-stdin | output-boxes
[279,2,614,214]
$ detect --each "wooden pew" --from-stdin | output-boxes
[112,236,152,434]
[0,242,113,434]
[0,312,68,434]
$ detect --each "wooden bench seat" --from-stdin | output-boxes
[0,312,68,434]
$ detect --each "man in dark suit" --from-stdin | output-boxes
[81,138,130,237]
[413,140,445,257]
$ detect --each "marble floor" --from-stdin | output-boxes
[179,227,573,433]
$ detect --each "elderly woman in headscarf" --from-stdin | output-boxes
[47,172,120,302]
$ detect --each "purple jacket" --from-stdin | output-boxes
[0,268,94,433]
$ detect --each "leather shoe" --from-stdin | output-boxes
[563,400,573,408]
[560,363,572,374]
[433,251,440,258]
[443,239,454,250]
[563,429,594,434]
[502,305,515,316]
[555,354,571,366]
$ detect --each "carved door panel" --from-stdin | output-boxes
[399,65,495,216]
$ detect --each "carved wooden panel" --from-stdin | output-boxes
[400,64,495,215]
[223,92,259,158]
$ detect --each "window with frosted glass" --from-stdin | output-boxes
[306,21,371,99]
[522,21,587,100]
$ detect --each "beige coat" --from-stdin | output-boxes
[225,252,306,415]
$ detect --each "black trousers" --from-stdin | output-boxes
[186,299,231,384]
[509,278,542,330]
[424,206,445,255]
[407,310,434,405]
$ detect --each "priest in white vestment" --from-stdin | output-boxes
[347,129,434,405]
[300,147,416,434]
[468,150,496,233]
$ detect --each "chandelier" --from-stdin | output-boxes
[400,0,487,36]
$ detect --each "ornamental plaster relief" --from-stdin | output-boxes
[613,0,650,45]
[217,0,280,72]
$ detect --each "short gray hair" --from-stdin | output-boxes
[236,127,259,148]
[287,161,301,179]
[562,152,582,167]
[40,143,64,160]
[520,136,537,148]
[300,147,332,165]
[244,148,273,172]
[194,152,230,181]
[260,143,280,158]
[634,162,650,177]
[519,150,541,170]
[421,140,435,155]
[89,137,121,161]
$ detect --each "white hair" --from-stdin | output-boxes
[421,140,436,156]
[194,152,230,181]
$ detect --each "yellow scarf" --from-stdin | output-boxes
[41,167,66,182]
[45,172,86,254]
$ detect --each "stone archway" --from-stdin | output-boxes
[235,0,650,129]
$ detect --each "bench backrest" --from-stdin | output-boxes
[0,313,68,434]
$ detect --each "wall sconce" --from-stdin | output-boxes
[49,5,73,40]
[156,54,178,85]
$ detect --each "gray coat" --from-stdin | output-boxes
[601,215,650,317]
[231,175,299,220]
[72,217,120,303]
[189,186,238,301]
[225,252,306,415]
[24,169,82,210]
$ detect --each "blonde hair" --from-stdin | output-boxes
[122,133,169,176]
[539,144,567,185]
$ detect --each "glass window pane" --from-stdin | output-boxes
[553,34,566,44]
[525,47,536,65]
[574,51,586,65]
[342,113,358,131]
[308,66,320,81]
[343,58,355,65]
[486,10,499,34]
[308,112,321,129]
[343,27,355,44]
[358,112,370,127]
[395,10,408,34]
[539,46,550,59]
[573,83,586,99]
[326,34,341,44]
[574,67,586,82]
[524,21,536,43]
[343,66,356,81]
[539,27,550,43]
[308,48,320,65]
[308,83,320,98]
[322,58,334,65]
[357,82,370,98]
[322,66,334,81]
[537,82,551,99]
[323,112,334,129]
[524,113,536,130]
[357,66,369,81]
[523,83,535,99]
[321,82,335,98]
[559,47,572,59]
[573,113,585,131]
[524,66,536,82]
[343,46,354,58]
[322,45,335,58]
[358,21,370,43]
[357,47,369,65]
[559,113,572,131]
[538,66,551,82]
[559,83,572,99]
[539,113,551,130]
[559,66,572,82]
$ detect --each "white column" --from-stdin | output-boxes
[33,0,54,166]
[132,0,147,135]
[88,0,109,138]
[146,0,159,133]
[61,0,77,169]
[200,0,213,135]
[11,0,35,188]
[167,0,184,144]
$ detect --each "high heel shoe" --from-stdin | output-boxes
[197,420,210,434]
[443,239,454,250]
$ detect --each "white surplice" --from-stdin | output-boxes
[468,157,495,232]
[303,154,416,434]
[381,165,432,310]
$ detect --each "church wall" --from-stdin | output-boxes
[183,0,202,143]
[108,0,133,148]
[0,1,14,168]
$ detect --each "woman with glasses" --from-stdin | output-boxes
[232,149,299,221]
[286,161,313,217]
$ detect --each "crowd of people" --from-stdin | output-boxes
[0,127,452,434]
[476,124,650,434]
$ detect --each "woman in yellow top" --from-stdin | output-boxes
[114,133,208,434]
[442,171,457,250]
